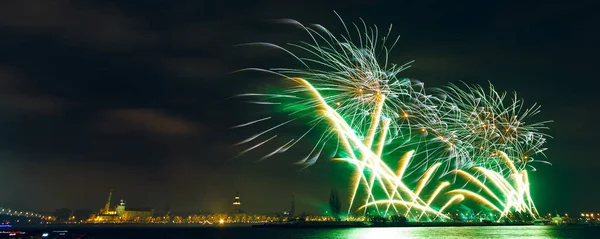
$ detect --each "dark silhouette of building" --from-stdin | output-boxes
[329,188,341,220]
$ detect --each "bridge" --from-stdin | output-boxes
[0,207,46,219]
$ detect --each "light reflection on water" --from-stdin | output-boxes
[347,226,555,239]
[287,226,599,239]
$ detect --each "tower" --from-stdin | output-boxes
[232,192,241,213]
[103,190,113,214]
[290,192,295,217]
[116,200,126,216]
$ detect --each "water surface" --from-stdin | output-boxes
[8,225,600,238]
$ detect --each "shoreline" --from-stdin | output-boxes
[251,222,535,228]
[5,221,546,230]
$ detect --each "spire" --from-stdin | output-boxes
[232,192,241,213]
[104,190,113,214]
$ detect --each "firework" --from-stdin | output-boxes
[235,14,550,219]
[405,82,552,175]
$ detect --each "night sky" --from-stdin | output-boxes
[0,0,598,215]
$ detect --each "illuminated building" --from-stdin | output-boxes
[89,191,153,222]
[232,192,241,213]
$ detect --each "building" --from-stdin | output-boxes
[232,192,241,213]
[89,190,153,222]
[115,200,153,221]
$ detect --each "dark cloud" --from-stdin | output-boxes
[164,57,226,79]
[0,0,158,50]
[97,109,201,137]
[0,66,69,114]
[0,94,67,114]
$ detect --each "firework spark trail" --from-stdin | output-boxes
[401,162,442,216]
[382,150,414,215]
[288,76,454,218]
[231,117,272,129]
[417,181,450,221]
[449,151,539,221]
[451,169,505,208]
[437,194,465,216]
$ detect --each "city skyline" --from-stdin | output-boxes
[0,0,598,216]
